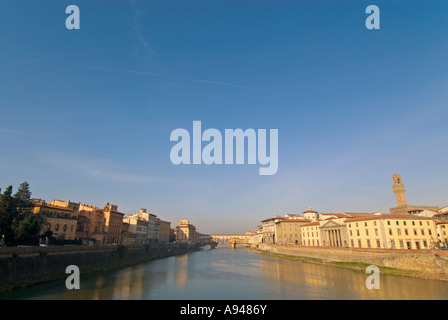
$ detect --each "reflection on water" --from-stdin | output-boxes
[1,245,448,300]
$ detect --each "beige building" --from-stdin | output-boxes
[122,222,137,245]
[78,204,106,245]
[301,213,439,250]
[300,212,373,247]
[123,213,149,244]
[346,214,438,250]
[32,199,79,241]
[261,210,319,245]
[103,204,124,244]
[435,218,448,247]
[247,226,263,246]
[260,216,283,244]
[301,222,321,246]
[176,219,197,244]
[136,209,158,243]
[156,218,171,243]
[275,218,311,245]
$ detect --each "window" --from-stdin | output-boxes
[63,225,67,232]
[55,224,59,231]
[70,225,73,232]
[419,221,423,226]
[351,240,354,247]
[357,230,360,236]
[428,229,432,236]
[403,221,407,226]
[366,229,369,236]
[375,229,379,236]
[391,240,395,248]
[421,229,425,236]
[387,221,391,226]
[376,240,381,248]
[358,240,362,248]
[414,229,418,236]
[405,229,409,236]
[399,240,404,249]
[389,229,393,235]
[423,240,428,248]
[374,221,377,226]
[367,240,371,248]
[365,222,368,227]
[396,221,399,225]
[350,230,353,236]
[412,221,415,226]
[397,229,401,236]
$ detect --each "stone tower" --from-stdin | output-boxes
[392,173,407,207]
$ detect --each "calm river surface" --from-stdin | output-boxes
[2,245,448,300]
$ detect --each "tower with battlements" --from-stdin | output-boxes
[389,173,439,215]
[392,173,407,207]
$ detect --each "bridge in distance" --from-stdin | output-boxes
[208,234,251,248]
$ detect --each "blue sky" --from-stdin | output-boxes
[0,0,447,234]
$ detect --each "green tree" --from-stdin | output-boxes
[14,213,41,244]
[0,182,44,245]
[14,181,33,215]
[13,182,42,245]
[0,186,17,244]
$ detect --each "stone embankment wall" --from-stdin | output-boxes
[0,243,192,290]
[257,244,448,280]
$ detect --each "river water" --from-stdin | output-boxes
[1,245,448,300]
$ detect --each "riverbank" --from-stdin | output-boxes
[251,244,448,281]
[0,243,198,292]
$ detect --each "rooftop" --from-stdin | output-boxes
[346,214,434,222]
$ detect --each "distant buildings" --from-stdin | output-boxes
[175,219,198,244]
[251,173,447,250]
[157,218,171,243]
[30,199,200,246]
[103,204,124,245]
[29,172,446,250]
[257,208,443,250]
[123,212,148,244]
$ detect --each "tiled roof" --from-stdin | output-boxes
[35,203,74,212]
[301,222,320,227]
[346,214,433,222]
[279,218,311,223]
[261,216,283,222]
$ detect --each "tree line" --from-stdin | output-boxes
[0,182,50,246]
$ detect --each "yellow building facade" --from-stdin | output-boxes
[346,214,438,250]
[436,220,448,247]
[276,218,312,245]
[32,199,79,241]
[301,222,321,246]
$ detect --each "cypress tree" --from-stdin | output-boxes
[0,186,16,244]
